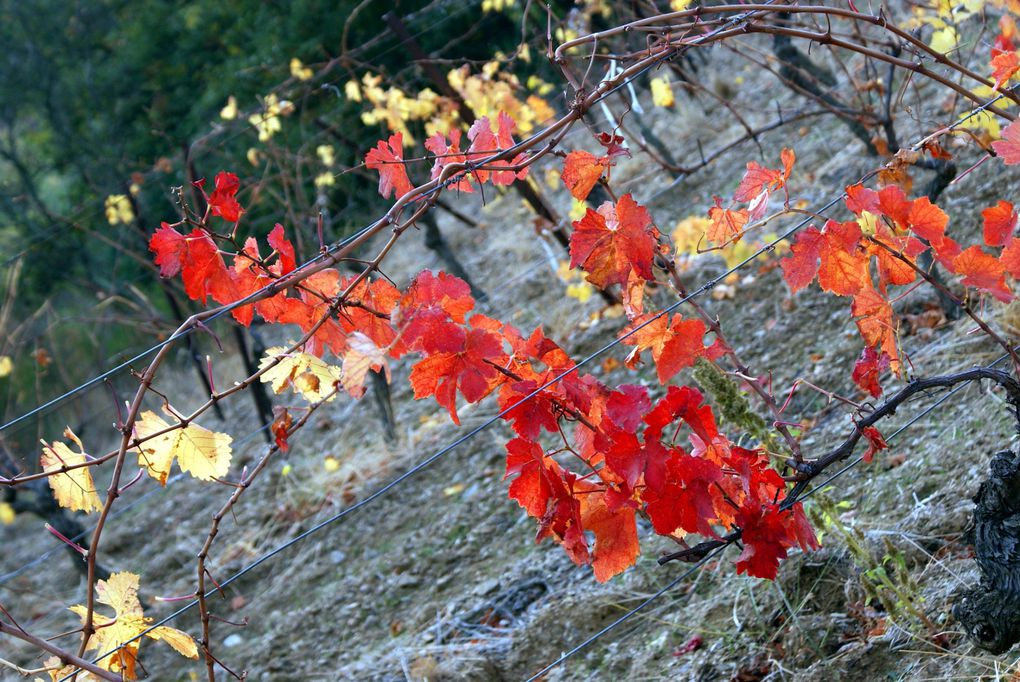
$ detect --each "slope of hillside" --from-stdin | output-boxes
[3,13,1020,681]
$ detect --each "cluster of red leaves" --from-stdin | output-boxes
[150,177,402,361]
[781,183,1020,396]
[552,157,814,579]
[367,113,531,201]
[707,148,795,245]
[566,184,728,383]
[149,159,818,582]
[397,273,816,582]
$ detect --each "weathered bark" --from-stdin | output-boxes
[954,449,1020,654]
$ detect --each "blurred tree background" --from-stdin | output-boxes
[0,0,599,450]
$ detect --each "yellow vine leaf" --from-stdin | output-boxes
[134,409,232,485]
[555,26,579,45]
[651,76,675,108]
[33,656,75,682]
[0,355,12,378]
[857,211,880,237]
[482,0,515,12]
[556,260,594,303]
[960,109,1001,139]
[104,195,134,226]
[316,144,335,166]
[569,198,588,221]
[344,79,362,102]
[69,572,198,680]
[527,75,553,95]
[290,57,313,81]
[0,501,14,524]
[544,168,560,190]
[672,215,711,260]
[40,428,103,513]
[447,64,553,132]
[248,93,293,142]
[260,346,342,403]
[929,25,957,54]
[341,332,390,398]
[219,95,238,120]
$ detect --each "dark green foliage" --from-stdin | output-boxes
[0,0,537,442]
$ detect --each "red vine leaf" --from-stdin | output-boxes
[504,438,556,518]
[1001,237,1020,279]
[620,314,710,384]
[851,283,898,368]
[992,119,1020,165]
[271,407,292,453]
[851,346,890,398]
[425,128,473,193]
[733,148,795,202]
[561,150,607,201]
[267,223,297,274]
[707,196,749,244]
[466,113,529,186]
[816,220,868,296]
[408,321,505,424]
[907,196,960,268]
[982,200,1018,247]
[149,223,187,278]
[861,425,888,463]
[180,229,235,305]
[569,193,659,289]
[208,171,244,223]
[780,226,823,293]
[952,245,1013,302]
[735,504,817,580]
[643,449,722,537]
[365,132,414,199]
[992,50,1020,89]
[561,133,629,201]
[578,484,639,582]
[397,271,475,354]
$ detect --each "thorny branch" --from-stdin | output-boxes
[660,368,1020,565]
[7,3,1020,678]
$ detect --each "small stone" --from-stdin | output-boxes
[472,578,499,596]
[395,573,421,588]
[330,550,346,564]
[223,634,243,648]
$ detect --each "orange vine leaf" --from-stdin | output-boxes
[365,132,414,199]
[569,193,659,289]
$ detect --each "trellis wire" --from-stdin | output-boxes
[525,350,1013,679]
[70,73,1019,677]
[36,11,1018,679]
[0,422,273,587]
[72,187,845,672]
[3,0,780,436]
